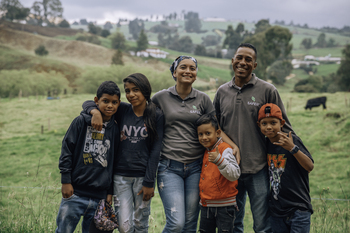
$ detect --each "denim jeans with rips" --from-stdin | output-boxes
[270,209,311,233]
[199,205,237,233]
[157,158,202,233]
[233,166,272,233]
[113,175,151,233]
[55,194,100,233]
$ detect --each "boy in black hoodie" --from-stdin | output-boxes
[56,81,121,233]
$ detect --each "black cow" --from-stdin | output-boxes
[305,96,327,110]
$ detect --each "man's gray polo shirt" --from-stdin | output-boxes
[214,74,292,174]
[152,86,215,164]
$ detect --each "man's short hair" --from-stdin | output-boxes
[196,113,219,130]
[96,81,121,99]
[237,43,258,60]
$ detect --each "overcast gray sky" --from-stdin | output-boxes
[21,0,350,28]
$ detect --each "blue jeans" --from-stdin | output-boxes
[270,210,311,233]
[233,167,272,233]
[113,175,151,233]
[55,194,100,233]
[199,205,237,233]
[157,158,202,233]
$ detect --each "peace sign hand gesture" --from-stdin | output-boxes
[274,131,294,151]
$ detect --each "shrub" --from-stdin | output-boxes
[35,45,48,56]
[58,19,70,28]
[0,70,69,98]
[111,50,124,65]
[101,29,110,38]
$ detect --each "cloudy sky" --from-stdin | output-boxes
[20,0,350,28]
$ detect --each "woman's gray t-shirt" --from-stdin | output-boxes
[152,86,215,164]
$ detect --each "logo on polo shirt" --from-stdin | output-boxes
[190,105,201,114]
[248,96,260,106]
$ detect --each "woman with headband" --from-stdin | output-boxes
[152,56,239,233]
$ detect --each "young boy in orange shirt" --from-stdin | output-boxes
[196,113,240,233]
[257,103,314,233]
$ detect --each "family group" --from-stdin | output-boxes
[55,43,314,233]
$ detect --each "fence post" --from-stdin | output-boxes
[48,118,50,131]
[41,125,44,134]
[345,94,348,108]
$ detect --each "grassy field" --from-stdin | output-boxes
[0,90,349,232]
[1,19,349,232]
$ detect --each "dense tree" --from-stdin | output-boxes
[88,23,102,35]
[31,0,63,26]
[150,21,177,34]
[244,25,293,79]
[327,38,336,47]
[184,11,201,33]
[301,38,312,50]
[314,33,327,48]
[265,26,293,59]
[236,23,245,34]
[169,35,193,53]
[201,35,220,46]
[337,44,350,91]
[100,29,110,38]
[103,21,113,30]
[137,29,148,51]
[255,19,270,33]
[110,31,126,50]
[58,19,69,28]
[194,45,206,56]
[129,18,144,40]
[111,50,124,65]
[0,0,29,21]
[223,25,242,50]
[267,60,293,85]
[80,18,88,25]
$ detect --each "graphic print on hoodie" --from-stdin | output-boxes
[83,126,110,167]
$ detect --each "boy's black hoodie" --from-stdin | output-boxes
[59,112,119,200]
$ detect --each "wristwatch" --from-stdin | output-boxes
[290,145,299,154]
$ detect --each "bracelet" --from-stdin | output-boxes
[290,145,299,154]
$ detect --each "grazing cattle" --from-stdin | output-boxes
[305,96,327,110]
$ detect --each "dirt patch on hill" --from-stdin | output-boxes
[0,26,116,66]
[0,20,79,37]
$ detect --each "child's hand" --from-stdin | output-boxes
[274,131,294,151]
[208,147,220,163]
[106,194,113,204]
[137,186,154,201]
[91,109,103,131]
[61,183,74,198]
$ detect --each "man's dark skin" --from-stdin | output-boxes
[231,46,258,87]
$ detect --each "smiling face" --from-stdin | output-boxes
[232,47,257,81]
[124,81,147,109]
[173,59,197,85]
[94,94,120,122]
[258,117,285,142]
[197,123,221,149]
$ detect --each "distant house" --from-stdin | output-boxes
[203,17,227,22]
[148,41,159,46]
[305,54,341,64]
[291,59,319,69]
[130,48,169,59]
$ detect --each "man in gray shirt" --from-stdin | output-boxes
[213,43,292,233]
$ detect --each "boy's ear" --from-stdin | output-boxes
[94,96,99,105]
[257,121,260,127]
[216,128,221,137]
[281,119,285,128]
